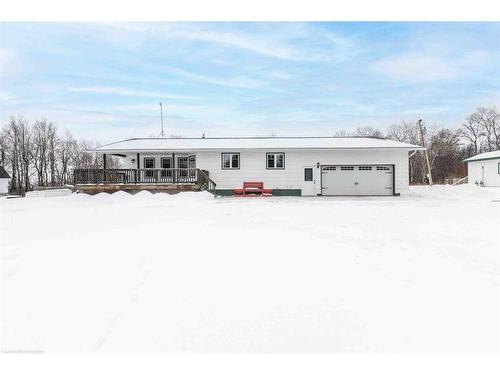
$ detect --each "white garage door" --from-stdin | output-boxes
[321,165,393,196]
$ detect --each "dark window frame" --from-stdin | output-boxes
[144,157,155,178]
[144,157,155,169]
[160,157,172,169]
[160,157,172,178]
[498,162,500,174]
[304,167,313,182]
[177,156,189,169]
[266,152,285,170]
[221,153,240,170]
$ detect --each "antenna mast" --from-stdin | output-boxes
[159,102,165,138]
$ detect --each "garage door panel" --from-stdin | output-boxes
[321,165,393,196]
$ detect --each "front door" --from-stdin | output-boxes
[188,155,196,178]
[160,157,172,181]
[144,157,156,182]
[178,157,188,180]
[301,167,316,196]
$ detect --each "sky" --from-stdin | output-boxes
[0,22,499,142]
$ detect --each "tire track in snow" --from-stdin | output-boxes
[93,257,151,351]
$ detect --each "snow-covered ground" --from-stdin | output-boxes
[1,186,499,352]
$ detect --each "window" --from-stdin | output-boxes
[304,168,313,181]
[144,157,155,179]
[178,157,188,169]
[498,162,500,174]
[160,157,172,178]
[341,166,354,171]
[160,157,172,169]
[266,153,285,169]
[221,153,240,169]
[144,158,155,169]
[359,166,372,171]
[322,166,336,171]
[376,166,390,171]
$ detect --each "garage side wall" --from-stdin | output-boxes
[467,159,500,187]
[196,149,410,194]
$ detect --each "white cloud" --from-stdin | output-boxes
[158,24,300,60]
[162,66,262,89]
[371,48,490,83]
[93,23,357,63]
[0,91,16,101]
[67,86,199,100]
[0,48,17,77]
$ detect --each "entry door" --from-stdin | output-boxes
[188,155,196,178]
[178,157,188,179]
[301,167,317,196]
[144,157,156,181]
[160,157,172,181]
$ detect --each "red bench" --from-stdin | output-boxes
[233,182,273,197]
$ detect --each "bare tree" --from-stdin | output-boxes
[461,115,485,155]
[387,121,424,184]
[333,130,352,137]
[355,126,384,138]
[467,107,499,152]
[427,128,463,183]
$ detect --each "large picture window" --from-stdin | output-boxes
[266,153,285,169]
[221,153,240,169]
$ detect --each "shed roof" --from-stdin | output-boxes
[0,165,11,179]
[463,150,500,163]
[91,136,424,153]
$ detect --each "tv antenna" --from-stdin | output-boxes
[158,102,165,138]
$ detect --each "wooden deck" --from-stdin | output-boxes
[73,168,217,195]
[75,183,203,195]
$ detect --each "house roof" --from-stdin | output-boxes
[463,150,500,163]
[90,136,424,153]
[0,165,11,179]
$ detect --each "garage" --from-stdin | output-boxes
[321,165,394,196]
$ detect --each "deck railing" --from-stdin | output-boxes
[73,168,217,194]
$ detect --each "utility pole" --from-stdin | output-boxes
[159,102,165,138]
[418,119,433,185]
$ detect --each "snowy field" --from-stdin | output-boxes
[1,186,499,353]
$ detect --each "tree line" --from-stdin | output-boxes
[0,117,110,194]
[0,106,498,193]
[333,106,499,184]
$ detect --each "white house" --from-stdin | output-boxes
[463,150,500,187]
[0,165,11,195]
[77,136,423,196]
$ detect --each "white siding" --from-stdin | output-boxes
[0,178,8,194]
[467,159,500,187]
[196,149,409,194]
[114,149,410,194]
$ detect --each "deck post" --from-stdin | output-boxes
[136,153,140,183]
[172,153,176,183]
[103,154,107,182]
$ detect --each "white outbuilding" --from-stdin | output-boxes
[463,150,500,187]
[0,165,11,195]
